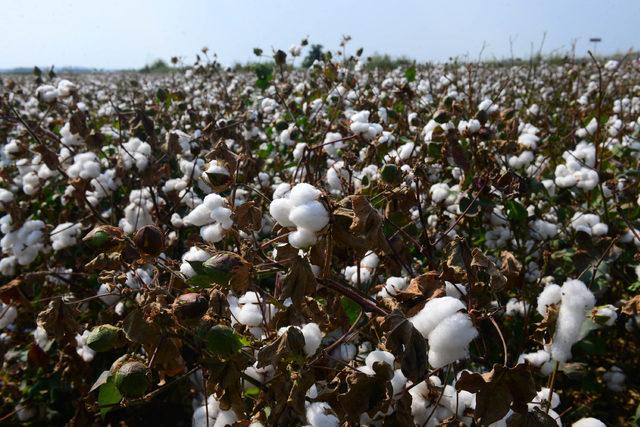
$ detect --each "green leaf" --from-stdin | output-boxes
[98,377,122,417]
[505,200,528,225]
[404,65,416,82]
[341,296,361,325]
[204,325,248,357]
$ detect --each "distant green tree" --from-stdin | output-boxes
[140,59,171,74]
[302,44,324,68]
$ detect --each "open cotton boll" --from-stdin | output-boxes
[66,152,101,179]
[97,283,120,306]
[119,138,152,171]
[0,303,18,329]
[300,323,322,356]
[193,395,238,427]
[350,110,383,140]
[57,79,77,97]
[410,296,466,338]
[532,387,560,409]
[75,330,96,362]
[330,342,357,362]
[288,201,329,231]
[305,402,340,427]
[180,246,210,278]
[36,85,59,103]
[532,219,558,239]
[592,304,617,326]
[506,298,530,316]
[537,284,562,316]
[427,312,478,368]
[551,279,596,362]
[518,349,551,367]
[572,418,606,427]
[445,281,467,299]
[603,366,625,392]
[518,133,539,149]
[269,198,295,227]
[288,228,317,249]
[378,276,408,298]
[272,182,291,199]
[289,183,322,206]
[50,222,82,251]
[365,350,395,370]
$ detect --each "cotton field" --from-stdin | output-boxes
[1,46,640,426]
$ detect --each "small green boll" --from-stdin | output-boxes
[86,324,124,352]
[114,361,151,398]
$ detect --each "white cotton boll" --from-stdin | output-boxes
[603,366,625,392]
[537,284,562,316]
[391,369,407,397]
[50,222,82,251]
[0,256,16,276]
[0,188,13,205]
[97,283,120,306]
[36,85,59,103]
[233,303,264,327]
[301,323,322,356]
[0,303,18,329]
[427,312,478,368]
[533,387,560,409]
[445,281,467,299]
[289,183,321,206]
[272,183,291,199]
[591,222,608,236]
[75,330,96,362]
[532,219,558,240]
[183,205,212,227]
[506,298,529,316]
[518,133,539,149]
[57,79,77,97]
[551,279,596,362]
[200,223,225,242]
[430,183,450,203]
[518,349,551,367]
[305,402,340,427]
[593,304,617,326]
[120,138,151,171]
[180,246,210,278]
[288,228,317,249]
[379,276,408,297]
[288,201,329,231]
[365,350,395,370]
[361,251,379,269]
[410,296,466,338]
[33,325,49,349]
[330,342,357,362]
[572,418,606,427]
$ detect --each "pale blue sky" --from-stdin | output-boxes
[1,0,637,69]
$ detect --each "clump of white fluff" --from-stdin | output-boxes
[554,142,599,191]
[518,349,551,367]
[277,323,323,356]
[179,246,211,278]
[66,152,101,179]
[119,137,152,171]
[344,251,379,285]
[602,366,625,392]
[183,194,233,243]
[1,218,45,272]
[572,418,606,427]
[305,402,340,427]
[550,279,596,362]
[570,213,608,236]
[119,189,156,233]
[531,219,558,240]
[75,330,96,362]
[0,302,18,329]
[269,183,329,249]
[357,350,395,376]
[378,276,408,298]
[228,292,277,338]
[192,395,238,427]
[410,296,478,368]
[50,222,82,251]
[537,284,562,316]
[349,110,383,140]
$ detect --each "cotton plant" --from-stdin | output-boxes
[344,250,379,285]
